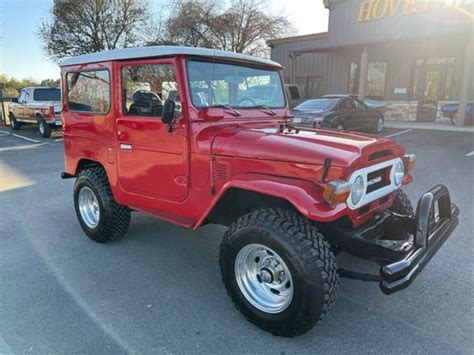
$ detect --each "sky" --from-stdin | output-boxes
[0,0,329,81]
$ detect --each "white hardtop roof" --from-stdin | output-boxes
[60,46,282,69]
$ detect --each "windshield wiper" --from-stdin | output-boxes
[213,104,241,117]
[250,105,276,116]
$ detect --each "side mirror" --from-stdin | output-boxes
[161,99,175,124]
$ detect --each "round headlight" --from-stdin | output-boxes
[394,161,405,186]
[351,175,365,205]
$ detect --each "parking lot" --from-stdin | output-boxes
[0,125,473,354]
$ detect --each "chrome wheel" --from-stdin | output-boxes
[235,243,293,314]
[78,186,100,228]
[39,121,45,135]
[377,118,384,132]
[337,124,344,130]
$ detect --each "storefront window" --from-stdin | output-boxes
[349,61,386,99]
[366,61,387,99]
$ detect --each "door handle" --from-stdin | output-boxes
[120,143,132,151]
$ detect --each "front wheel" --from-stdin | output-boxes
[74,167,131,243]
[219,209,338,337]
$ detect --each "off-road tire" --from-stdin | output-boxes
[38,117,52,138]
[9,113,21,130]
[385,189,415,240]
[219,208,338,337]
[74,166,131,243]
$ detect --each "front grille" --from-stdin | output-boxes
[366,167,390,193]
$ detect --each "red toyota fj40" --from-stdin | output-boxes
[60,46,458,337]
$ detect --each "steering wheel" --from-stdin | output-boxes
[238,98,257,107]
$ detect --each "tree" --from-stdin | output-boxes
[39,0,149,62]
[153,0,294,57]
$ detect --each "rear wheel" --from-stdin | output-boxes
[74,166,131,243]
[10,113,21,130]
[38,117,52,138]
[220,208,338,337]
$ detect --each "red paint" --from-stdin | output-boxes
[61,55,411,229]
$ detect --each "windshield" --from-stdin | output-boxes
[34,88,61,102]
[295,99,338,111]
[187,60,285,109]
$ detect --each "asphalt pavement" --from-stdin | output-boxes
[0,125,473,354]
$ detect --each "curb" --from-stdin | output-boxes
[385,121,474,133]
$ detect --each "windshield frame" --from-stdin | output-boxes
[185,57,287,111]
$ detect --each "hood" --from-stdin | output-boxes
[211,125,402,168]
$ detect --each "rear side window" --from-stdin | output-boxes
[121,64,181,117]
[66,70,110,113]
[34,88,61,102]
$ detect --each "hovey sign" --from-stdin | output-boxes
[356,0,474,22]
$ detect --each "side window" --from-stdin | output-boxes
[353,99,367,110]
[18,90,26,103]
[340,99,356,110]
[121,64,181,118]
[66,70,110,113]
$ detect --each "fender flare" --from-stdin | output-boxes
[195,173,348,228]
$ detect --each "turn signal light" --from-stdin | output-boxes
[323,180,352,207]
[403,154,416,172]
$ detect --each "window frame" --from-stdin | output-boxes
[118,58,182,120]
[65,68,112,115]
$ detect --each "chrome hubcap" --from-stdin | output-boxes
[39,122,44,134]
[235,244,293,314]
[78,187,100,228]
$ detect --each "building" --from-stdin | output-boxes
[268,0,473,125]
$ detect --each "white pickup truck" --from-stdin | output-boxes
[9,87,62,138]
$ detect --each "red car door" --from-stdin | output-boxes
[115,59,189,202]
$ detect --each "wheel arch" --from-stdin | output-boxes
[195,174,348,228]
[75,158,105,175]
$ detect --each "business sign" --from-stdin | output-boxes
[357,0,474,22]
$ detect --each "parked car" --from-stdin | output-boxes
[60,46,458,337]
[292,95,385,133]
[8,87,62,137]
[440,102,474,125]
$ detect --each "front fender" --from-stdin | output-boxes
[195,173,348,228]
